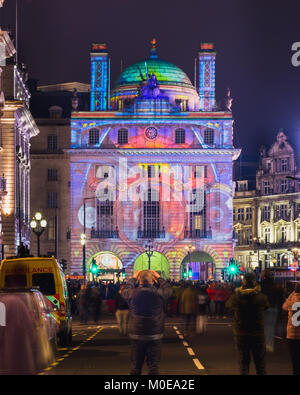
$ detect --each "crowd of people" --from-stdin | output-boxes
[66,270,300,375]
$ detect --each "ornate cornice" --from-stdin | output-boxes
[65,147,241,160]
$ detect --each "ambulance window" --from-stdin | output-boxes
[5,275,26,287]
[32,273,55,295]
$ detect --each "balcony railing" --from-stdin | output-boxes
[137,227,166,239]
[184,229,212,239]
[91,228,119,239]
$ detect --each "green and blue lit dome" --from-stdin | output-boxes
[115,58,193,89]
[110,40,199,111]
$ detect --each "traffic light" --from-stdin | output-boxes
[225,259,241,279]
[182,269,187,278]
[90,258,98,275]
[61,259,67,272]
[221,268,226,281]
[188,268,193,278]
[121,268,126,278]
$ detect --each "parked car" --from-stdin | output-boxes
[0,287,58,375]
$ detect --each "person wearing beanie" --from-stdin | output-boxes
[226,272,270,375]
[121,269,172,375]
[282,281,300,375]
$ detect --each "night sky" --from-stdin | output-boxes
[1,0,300,165]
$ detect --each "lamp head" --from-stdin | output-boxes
[30,219,37,229]
[35,212,42,221]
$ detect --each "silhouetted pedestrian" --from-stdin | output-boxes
[122,270,172,375]
[226,272,269,375]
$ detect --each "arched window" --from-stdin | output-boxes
[118,128,128,144]
[175,128,185,144]
[88,129,100,146]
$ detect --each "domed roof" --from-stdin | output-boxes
[110,40,199,111]
[115,58,193,89]
[114,40,194,90]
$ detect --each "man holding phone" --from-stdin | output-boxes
[121,269,173,375]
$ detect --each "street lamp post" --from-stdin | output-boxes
[30,212,47,257]
[253,237,263,272]
[80,233,86,283]
[81,196,96,283]
[145,239,154,270]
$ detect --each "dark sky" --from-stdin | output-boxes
[1,0,300,164]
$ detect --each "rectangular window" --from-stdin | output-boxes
[264,227,270,243]
[47,135,58,151]
[118,128,128,144]
[5,274,26,287]
[280,179,287,193]
[246,207,252,220]
[88,129,99,146]
[204,129,214,145]
[279,226,287,242]
[280,204,288,219]
[245,228,252,245]
[263,180,270,195]
[237,208,244,221]
[143,189,160,238]
[48,169,58,181]
[96,199,114,237]
[175,129,185,144]
[281,158,288,172]
[32,273,56,295]
[194,166,204,178]
[48,192,58,208]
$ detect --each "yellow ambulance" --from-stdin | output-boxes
[0,256,72,346]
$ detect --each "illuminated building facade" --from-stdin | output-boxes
[0,30,39,257]
[68,41,240,281]
[29,82,90,263]
[233,130,300,271]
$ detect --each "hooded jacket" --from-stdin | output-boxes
[121,277,173,341]
[226,286,270,337]
[282,291,300,339]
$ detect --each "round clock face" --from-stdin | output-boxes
[145,127,158,140]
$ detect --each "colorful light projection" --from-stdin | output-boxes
[90,44,109,111]
[198,43,216,111]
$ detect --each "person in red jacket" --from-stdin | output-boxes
[206,283,216,318]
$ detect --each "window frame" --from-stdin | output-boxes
[117,128,128,145]
[175,128,185,144]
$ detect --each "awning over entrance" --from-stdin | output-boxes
[182,251,214,264]
[134,251,169,279]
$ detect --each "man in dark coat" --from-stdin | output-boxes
[226,272,270,375]
[121,269,173,375]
